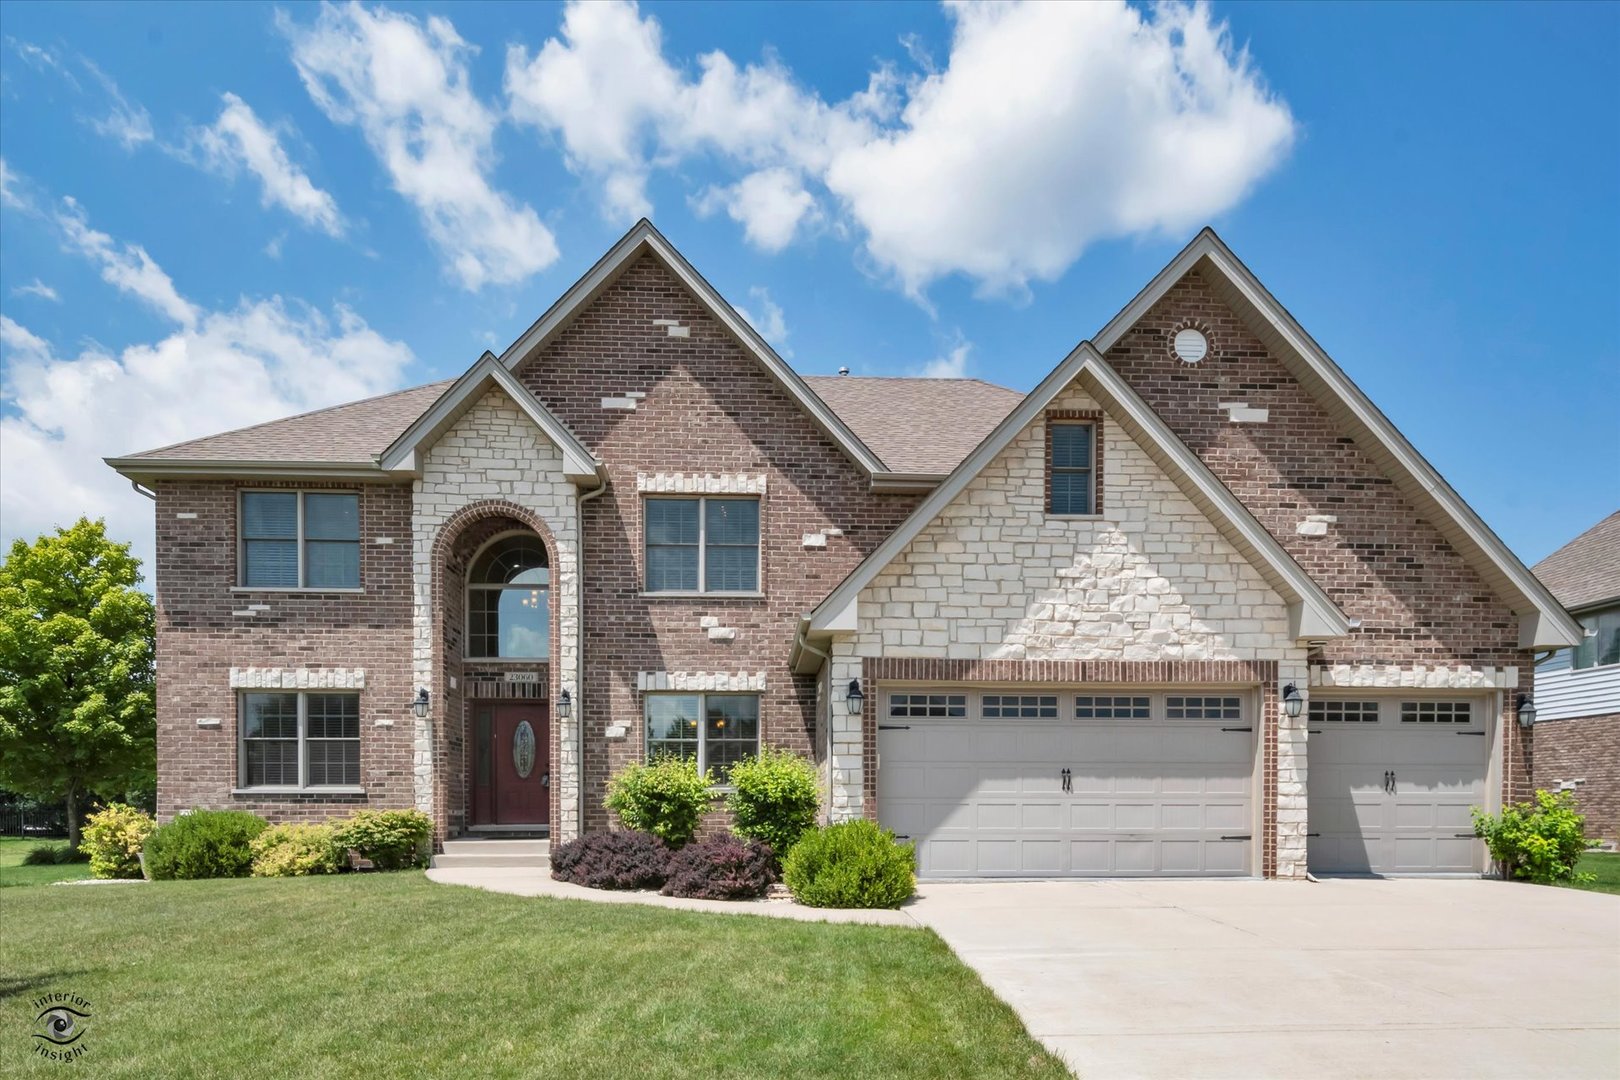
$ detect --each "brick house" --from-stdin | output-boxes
[1531,511,1620,843]
[107,222,1580,879]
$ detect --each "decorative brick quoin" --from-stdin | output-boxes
[108,222,1582,880]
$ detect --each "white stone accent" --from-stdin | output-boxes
[651,318,680,327]
[698,616,719,628]
[373,536,396,545]
[1295,515,1337,537]
[230,667,367,689]
[625,391,646,400]
[176,512,198,520]
[1218,402,1270,423]
[1309,664,1519,689]
[635,472,767,494]
[601,396,637,410]
[413,389,581,838]
[667,325,690,338]
[196,717,222,728]
[605,724,628,739]
[1276,660,1310,880]
[802,532,828,548]
[635,671,767,692]
[707,627,736,642]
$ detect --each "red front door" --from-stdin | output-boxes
[471,702,549,826]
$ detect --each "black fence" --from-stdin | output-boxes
[0,791,69,838]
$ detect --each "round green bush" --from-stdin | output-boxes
[81,803,156,878]
[726,748,819,861]
[250,824,346,877]
[782,820,916,909]
[604,755,713,848]
[331,809,433,870]
[143,810,269,880]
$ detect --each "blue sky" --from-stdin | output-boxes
[1,1,1616,578]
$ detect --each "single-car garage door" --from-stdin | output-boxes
[877,689,1256,878]
[1307,697,1490,875]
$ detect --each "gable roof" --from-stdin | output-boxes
[378,352,601,486]
[496,219,889,476]
[802,342,1351,655]
[803,376,1024,476]
[1093,228,1581,650]
[1534,510,1620,613]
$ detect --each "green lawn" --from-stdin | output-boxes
[1556,851,1620,895]
[0,872,1069,1079]
[0,836,90,888]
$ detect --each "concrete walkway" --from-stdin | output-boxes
[906,878,1620,1079]
[425,866,916,926]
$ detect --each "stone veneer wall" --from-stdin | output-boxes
[412,390,581,839]
[827,383,1312,877]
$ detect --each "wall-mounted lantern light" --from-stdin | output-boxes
[845,679,865,716]
[556,689,572,720]
[411,687,430,721]
[1516,693,1537,729]
[1281,683,1304,720]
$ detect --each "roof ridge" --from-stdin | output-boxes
[804,374,1021,392]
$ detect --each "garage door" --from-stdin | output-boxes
[1307,697,1489,875]
[877,690,1256,878]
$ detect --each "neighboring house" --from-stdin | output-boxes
[107,222,1581,880]
[1532,511,1620,843]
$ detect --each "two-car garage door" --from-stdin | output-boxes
[877,690,1256,878]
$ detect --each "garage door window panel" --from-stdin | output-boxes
[1165,696,1242,721]
[889,693,967,718]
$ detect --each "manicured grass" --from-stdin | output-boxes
[0,836,90,888]
[1555,851,1620,895]
[0,872,1069,1079]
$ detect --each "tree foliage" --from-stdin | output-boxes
[0,519,156,847]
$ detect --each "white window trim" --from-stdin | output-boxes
[643,691,761,782]
[642,495,762,595]
[464,530,551,662]
[238,690,362,791]
[238,489,362,591]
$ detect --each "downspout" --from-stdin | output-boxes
[793,620,837,820]
[574,475,609,838]
[131,481,156,500]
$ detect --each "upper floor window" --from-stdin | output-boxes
[644,497,759,593]
[467,535,549,659]
[240,491,359,589]
[1573,608,1620,670]
[1048,422,1095,515]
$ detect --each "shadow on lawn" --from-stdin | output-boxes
[0,971,93,1001]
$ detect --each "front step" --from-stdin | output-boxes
[432,837,550,870]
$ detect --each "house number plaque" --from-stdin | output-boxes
[513,721,536,779]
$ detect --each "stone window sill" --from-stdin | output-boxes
[230,587,366,595]
[639,591,765,601]
[231,786,366,796]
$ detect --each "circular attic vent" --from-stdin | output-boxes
[1172,328,1209,364]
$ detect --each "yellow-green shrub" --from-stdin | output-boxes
[250,824,346,877]
[80,802,156,879]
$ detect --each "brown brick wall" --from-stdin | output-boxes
[515,254,921,831]
[1533,713,1620,843]
[152,479,416,823]
[1103,270,1534,801]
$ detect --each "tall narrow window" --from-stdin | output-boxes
[239,491,360,588]
[466,535,549,659]
[644,497,759,593]
[1049,423,1095,515]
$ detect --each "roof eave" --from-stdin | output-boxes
[105,457,387,485]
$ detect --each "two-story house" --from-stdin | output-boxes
[108,222,1581,879]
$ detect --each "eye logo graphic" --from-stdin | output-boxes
[31,993,93,1062]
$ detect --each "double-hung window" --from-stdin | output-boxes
[240,692,360,789]
[644,497,759,593]
[645,694,760,782]
[240,491,360,589]
[1049,422,1095,515]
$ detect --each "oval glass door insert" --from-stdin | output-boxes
[512,720,536,779]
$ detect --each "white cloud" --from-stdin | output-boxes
[193,93,345,237]
[735,286,789,356]
[12,279,60,302]
[507,0,1293,295]
[915,338,971,379]
[81,57,154,150]
[283,3,558,289]
[56,197,199,328]
[0,157,32,211]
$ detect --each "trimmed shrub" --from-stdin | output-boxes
[143,810,269,880]
[661,835,777,900]
[783,820,916,909]
[250,824,346,877]
[332,809,433,870]
[551,830,670,890]
[22,842,86,866]
[604,755,713,848]
[726,748,819,862]
[1473,790,1595,884]
[80,803,156,878]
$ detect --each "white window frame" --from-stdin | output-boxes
[464,531,550,661]
[237,490,363,591]
[642,495,762,595]
[236,691,363,793]
[643,692,761,782]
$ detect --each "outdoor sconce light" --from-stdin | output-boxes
[411,688,430,721]
[1516,693,1537,729]
[845,679,865,715]
[1281,683,1304,720]
[556,689,572,720]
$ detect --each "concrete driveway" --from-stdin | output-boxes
[907,879,1619,1079]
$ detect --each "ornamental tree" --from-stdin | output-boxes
[0,519,155,850]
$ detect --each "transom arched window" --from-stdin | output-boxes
[467,535,549,659]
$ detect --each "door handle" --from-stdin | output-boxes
[541,772,550,788]
[1060,768,1071,794]
[1389,770,1397,794]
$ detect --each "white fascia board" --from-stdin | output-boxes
[104,459,384,484]
[496,219,887,477]
[1093,229,1581,650]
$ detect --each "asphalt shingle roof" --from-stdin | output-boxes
[1533,510,1620,612]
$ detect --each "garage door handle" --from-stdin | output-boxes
[1220,834,1252,841]
[1060,767,1071,794]
[1454,731,1486,736]
[878,724,910,730]
[1220,726,1253,732]
[1454,833,1477,838]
